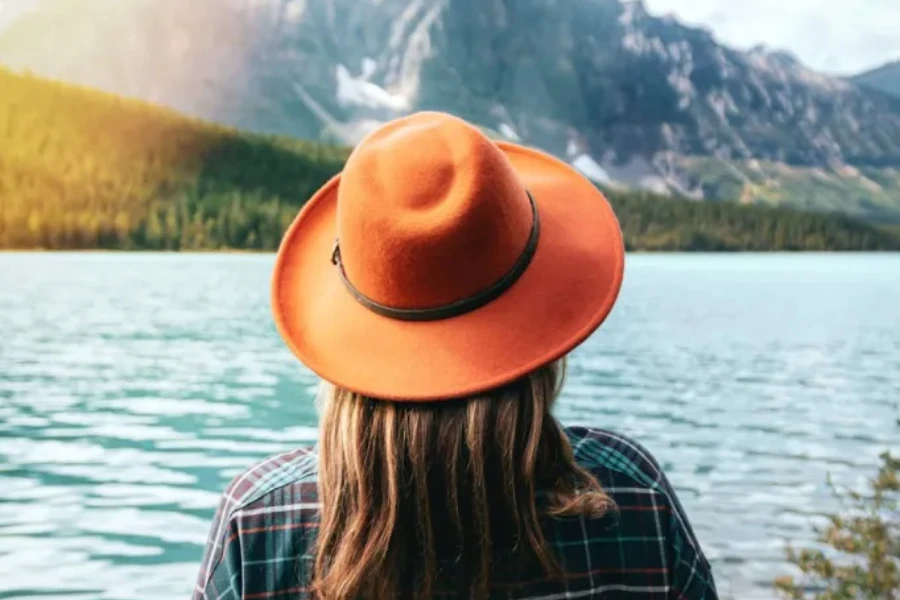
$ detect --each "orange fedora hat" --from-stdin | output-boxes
[272,111,624,401]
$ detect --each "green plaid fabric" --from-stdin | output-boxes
[194,427,718,599]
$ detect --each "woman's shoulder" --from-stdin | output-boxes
[218,445,320,516]
[559,427,718,598]
[562,426,707,559]
[193,446,320,599]
[563,426,674,496]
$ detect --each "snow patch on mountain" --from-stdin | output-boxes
[294,81,384,145]
[498,123,520,141]
[361,57,377,80]
[572,155,613,185]
[385,0,442,100]
[335,64,410,111]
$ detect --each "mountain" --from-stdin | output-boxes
[4,67,899,251]
[852,61,900,99]
[3,0,900,221]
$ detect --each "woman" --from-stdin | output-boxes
[194,112,718,599]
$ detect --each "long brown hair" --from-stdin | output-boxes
[312,359,611,599]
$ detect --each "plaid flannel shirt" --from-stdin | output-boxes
[194,427,718,599]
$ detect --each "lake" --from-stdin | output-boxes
[1,253,898,599]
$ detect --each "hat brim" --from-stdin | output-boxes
[271,142,625,401]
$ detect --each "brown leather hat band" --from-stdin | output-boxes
[331,192,541,322]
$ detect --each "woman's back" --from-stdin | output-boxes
[193,427,716,599]
[194,111,718,598]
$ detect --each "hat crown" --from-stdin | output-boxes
[335,112,535,310]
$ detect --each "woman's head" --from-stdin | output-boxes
[270,112,625,598]
[271,112,624,402]
[313,359,611,600]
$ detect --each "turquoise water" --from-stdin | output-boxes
[1,253,898,599]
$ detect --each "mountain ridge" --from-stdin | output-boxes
[2,0,900,220]
[851,60,900,99]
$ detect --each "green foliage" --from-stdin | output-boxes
[775,445,900,599]
[0,66,347,250]
[2,67,900,251]
[606,191,900,251]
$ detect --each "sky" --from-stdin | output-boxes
[642,0,900,75]
[1,0,898,75]
[0,0,34,32]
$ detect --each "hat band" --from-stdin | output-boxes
[331,191,541,322]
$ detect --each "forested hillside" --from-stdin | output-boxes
[0,68,347,249]
[2,68,899,251]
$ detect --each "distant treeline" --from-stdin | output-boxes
[607,191,900,251]
[2,67,899,252]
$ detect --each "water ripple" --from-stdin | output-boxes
[1,252,899,599]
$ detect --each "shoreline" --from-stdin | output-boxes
[4,248,900,255]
